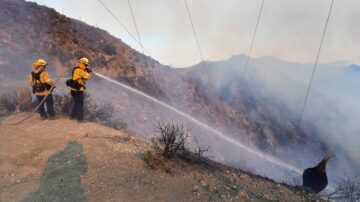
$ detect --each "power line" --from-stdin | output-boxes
[97,0,151,56]
[127,0,146,55]
[239,0,265,87]
[184,0,205,62]
[127,0,153,69]
[298,0,334,127]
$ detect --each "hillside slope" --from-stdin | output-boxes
[0,113,324,201]
[0,0,165,98]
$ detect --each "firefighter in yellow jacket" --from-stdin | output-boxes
[66,57,92,121]
[28,59,55,119]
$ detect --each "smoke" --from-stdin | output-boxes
[199,54,360,185]
[85,73,304,181]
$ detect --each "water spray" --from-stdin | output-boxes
[93,72,302,174]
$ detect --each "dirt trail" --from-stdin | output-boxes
[0,113,323,201]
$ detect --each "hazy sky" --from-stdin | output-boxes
[28,0,360,67]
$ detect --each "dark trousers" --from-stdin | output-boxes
[36,94,55,118]
[70,91,84,121]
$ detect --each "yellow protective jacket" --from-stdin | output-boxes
[28,69,55,96]
[71,66,91,91]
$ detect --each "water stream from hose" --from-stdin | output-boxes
[94,72,302,174]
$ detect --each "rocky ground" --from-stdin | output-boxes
[0,113,324,201]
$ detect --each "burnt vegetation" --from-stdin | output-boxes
[142,122,210,173]
[154,123,189,158]
[53,93,127,131]
[0,87,127,131]
[323,176,360,202]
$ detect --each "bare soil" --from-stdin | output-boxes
[0,113,324,201]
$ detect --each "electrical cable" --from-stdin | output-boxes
[298,0,334,127]
[238,0,265,87]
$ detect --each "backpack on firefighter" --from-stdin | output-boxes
[31,71,52,94]
[65,67,86,90]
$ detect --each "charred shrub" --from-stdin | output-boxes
[153,123,188,158]
[181,137,210,165]
[324,176,360,202]
[151,122,210,164]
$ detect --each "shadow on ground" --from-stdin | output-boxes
[24,141,88,202]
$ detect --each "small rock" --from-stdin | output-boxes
[239,191,248,197]
[193,185,200,193]
[239,174,247,179]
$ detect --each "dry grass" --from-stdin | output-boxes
[0,91,17,113]
[15,87,33,112]
[0,87,34,115]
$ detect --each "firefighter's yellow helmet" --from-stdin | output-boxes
[79,57,90,66]
[33,59,47,68]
